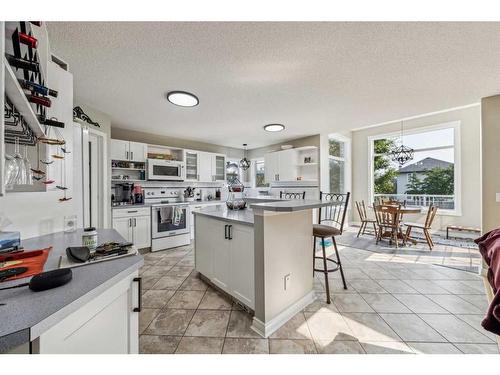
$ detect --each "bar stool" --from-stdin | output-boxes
[313,192,350,304]
[280,191,306,200]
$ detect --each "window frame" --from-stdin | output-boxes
[328,134,351,195]
[367,121,461,216]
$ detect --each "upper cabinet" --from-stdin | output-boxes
[187,151,225,182]
[111,139,147,162]
[184,150,199,181]
[264,146,318,183]
[212,154,226,182]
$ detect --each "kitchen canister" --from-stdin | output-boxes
[82,227,98,251]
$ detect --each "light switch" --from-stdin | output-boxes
[284,273,292,291]
[496,193,500,202]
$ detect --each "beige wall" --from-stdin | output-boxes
[351,105,481,230]
[481,95,500,232]
[111,127,244,159]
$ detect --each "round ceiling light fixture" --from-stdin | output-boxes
[166,91,199,107]
[263,123,285,132]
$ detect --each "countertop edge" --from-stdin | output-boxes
[193,210,254,226]
[29,258,143,340]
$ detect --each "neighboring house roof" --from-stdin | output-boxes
[398,157,453,173]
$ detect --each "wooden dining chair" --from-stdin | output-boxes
[404,204,438,250]
[280,191,306,200]
[373,204,404,248]
[355,200,377,237]
[382,198,407,207]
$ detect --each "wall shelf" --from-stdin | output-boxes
[296,163,317,167]
[3,56,45,137]
[111,167,146,171]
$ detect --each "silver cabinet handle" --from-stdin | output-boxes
[134,218,137,227]
[126,151,129,160]
[228,225,233,240]
[131,151,134,160]
[128,218,132,227]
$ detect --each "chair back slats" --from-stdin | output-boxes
[355,200,368,221]
[280,191,306,200]
[319,192,350,234]
[374,203,402,228]
[424,204,438,228]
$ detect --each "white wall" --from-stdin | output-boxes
[351,105,481,230]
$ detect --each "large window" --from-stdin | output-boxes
[329,137,346,193]
[370,123,460,213]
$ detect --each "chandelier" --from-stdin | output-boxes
[239,143,251,170]
[390,120,414,166]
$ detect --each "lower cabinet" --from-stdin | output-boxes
[35,271,140,354]
[195,215,254,309]
[112,207,151,249]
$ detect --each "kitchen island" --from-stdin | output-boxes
[0,229,143,354]
[193,199,333,337]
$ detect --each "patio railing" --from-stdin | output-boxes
[374,194,455,210]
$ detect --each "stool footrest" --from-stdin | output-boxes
[314,257,341,273]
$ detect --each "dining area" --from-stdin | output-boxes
[355,199,438,251]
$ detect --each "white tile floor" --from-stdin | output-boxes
[138,233,499,354]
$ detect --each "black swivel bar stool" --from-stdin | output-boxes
[280,191,306,200]
[312,192,350,304]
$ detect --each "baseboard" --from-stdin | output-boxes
[251,290,316,338]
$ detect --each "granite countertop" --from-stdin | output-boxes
[250,199,337,212]
[193,205,254,226]
[112,200,224,209]
[0,229,143,353]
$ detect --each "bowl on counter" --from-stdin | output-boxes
[226,200,247,210]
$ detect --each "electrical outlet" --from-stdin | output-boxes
[284,273,292,291]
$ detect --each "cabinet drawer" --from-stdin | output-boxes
[113,207,150,218]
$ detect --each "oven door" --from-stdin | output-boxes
[152,204,190,238]
[147,160,184,181]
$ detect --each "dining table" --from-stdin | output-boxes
[370,204,423,245]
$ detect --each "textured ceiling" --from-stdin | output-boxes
[47,22,500,149]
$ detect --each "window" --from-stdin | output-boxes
[370,123,460,213]
[255,160,268,187]
[329,138,346,193]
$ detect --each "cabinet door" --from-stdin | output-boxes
[128,142,147,162]
[133,215,151,249]
[229,224,255,308]
[212,222,231,292]
[113,217,133,242]
[198,152,213,182]
[185,151,199,181]
[212,154,226,181]
[264,152,279,183]
[111,139,129,161]
[195,215,217,279]
[278,149,298,181]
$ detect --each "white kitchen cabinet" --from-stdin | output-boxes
[37,271,140,354]
[264,149,299,183]
[195,215,255,308]
[184,150,200,181]
[199,152,213,182]
[112,207,151,249]
[113,217,133,242]
[212,154,226,181]
[111,139,147,162]
[264,152,279,183]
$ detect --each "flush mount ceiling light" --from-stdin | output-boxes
[166,91,199,107]
[263,124,285,132]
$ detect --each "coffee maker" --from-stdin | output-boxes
[112,183,134,206]
[133,184,144,204]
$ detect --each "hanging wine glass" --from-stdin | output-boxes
[23,145,33,185]
[31,141,46,180]
[13,138,26,185]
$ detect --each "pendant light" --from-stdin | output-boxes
[239,144,251,170]
[390,120,414,166]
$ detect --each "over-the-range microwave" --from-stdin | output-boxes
[147,159,185,181]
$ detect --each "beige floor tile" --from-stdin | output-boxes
[139,308,161,334]
[361,341,414,354]
[185,310,231,337]
[139,335,180,354]
[142,276,161,290]
[376,280,418,294]
[303,294,339,313]
[393,294,448,314]
[432,280,484,294]
[269,339,317,354]
[198,288,233,310]
[145,309,195,336]
[333,293,375,312]
[304,312,356,341]
[167,266,194,277]
[315,339,365,354]
[360,294,411,313]
[454,314,499,341]
[222,338,269,354]
[175,337,224,354]
[349,279,387,294]
[456,294,489,310]
[403,280,450,294]
[226,310,260,338]
[179,275,209,291]
[142,290,175,309]
[342,312,401,342]
[379,313,446,342]
[426,294,483,314]
[270,312,312,340]
[141,265,174,277]
[454,343,500,354]
[155,258,182,267]
[418,314,494,344]
[407,342,462,354]
[166,290,205,309]
[152,275,187,290]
